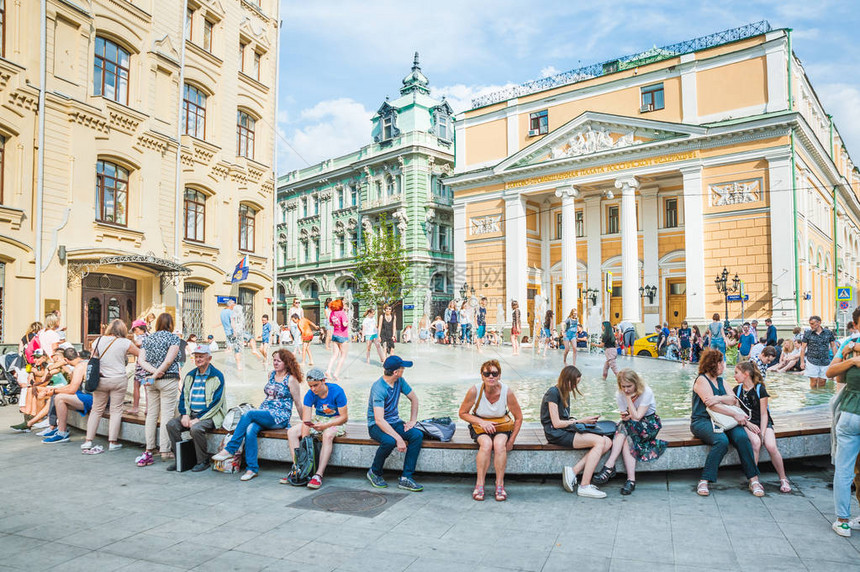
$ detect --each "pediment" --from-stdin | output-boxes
[239,17,270,47]
[499,112,706,171]
[152,35,180,65]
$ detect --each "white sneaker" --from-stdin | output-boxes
[80,441,93,450]
[577,484,607,499]
[32,420,49,429]
[562,466,577,493]
[212,450,233,462]
[109,443,123,451]
[849,517,860,530]
[36,427,55,437]
[833,520,852,537]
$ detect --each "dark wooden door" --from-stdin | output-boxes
[81,273,136,349]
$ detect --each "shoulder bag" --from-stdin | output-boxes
[84,336,119,393]
[707,403,749,433]
[470,383,515,435]
[569,420,618,437]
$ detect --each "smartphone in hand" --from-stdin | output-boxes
[303,421,314,426]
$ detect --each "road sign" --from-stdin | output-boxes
[403,304,415,310]
[216,295,237,305]
[605,272,613,294]
[727,294,749,302]
[840,301,850,311]
[837,287,853,301]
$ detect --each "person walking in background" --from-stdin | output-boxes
[136,313,182,467]
[679,321,692,363]
[444,300,458,345]
[800,315,838,389]
[212,349,304,481]
[260,314,272,365]
[709,314,726,356]
[326,299,350,381]
[293,314,320,367]
[323,298,333,351]
[510,301,521,356]
[596,321,619,380]
[216,299,243,370]
[539,310,554,358]
[82,319,139,454]
[459,300,474,346]
[378,304,397,357]
[362,308,385,363]
[738,323,756,363]
[562,309,579,365]
[765,318,778,346]
[459,360,523,501]
[476,297,488,353]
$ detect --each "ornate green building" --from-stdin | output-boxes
[276,54,455,328]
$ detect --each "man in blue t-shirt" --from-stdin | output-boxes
[286,367,348,490]
[366,355,424,492]
[260,314,272,364]
[217,299,242,369]
[765,318,778,346]
[738,323,756,362]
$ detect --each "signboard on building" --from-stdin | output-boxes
[727,294,749,302]
[216,296,237,305]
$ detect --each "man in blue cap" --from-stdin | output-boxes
[366,355,424,491]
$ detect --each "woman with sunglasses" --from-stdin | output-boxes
[458,360,523,501]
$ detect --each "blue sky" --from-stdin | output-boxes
[276,0,860,173]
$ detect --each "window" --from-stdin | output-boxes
[182,84,206,139]
[239,42,246,71]
[382,116,393,140]
[575,211,585,238]
[607,205,619,234]
[0,136,4,204]
[337,188,344,210]
[439,225,449,252]
[237,111,255,158]
[185,7,193,41]
[301,197,307,218]
[96,160,129,226]
[432,274,447,293]
[640,83,664,112]
[302,241,309,263]
[374,180,382,200]
[202,19,213,52]
[350,184,358,207]
[313,237,320,262]
[239,204,256,252]
[555,212,562,240]
[386,176,395,197]
[349,231,357,256]
[337,235,345,258]
[313,196,319,215]
[529,110,548,135]
[253,52,261,81]
[665,197,678,228]
[434,110,451,140]
[183,189,206,242]
[93,37,130,104]
[0,0,5,58]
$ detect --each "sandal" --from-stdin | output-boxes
[136,451,154,467]
[749,480,765,497]
[495,485,507,502]
[83,445,104,455]
[779,478,792,493]
[472,486,485,501]
[696,480,710,496]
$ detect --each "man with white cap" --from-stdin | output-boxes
[164,345,226,472]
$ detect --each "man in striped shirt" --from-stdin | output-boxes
[165,345,226,472]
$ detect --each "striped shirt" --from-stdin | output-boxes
[189,371,208,413]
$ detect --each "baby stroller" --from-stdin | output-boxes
[0,352,23,406]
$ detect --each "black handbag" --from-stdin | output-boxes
[84,336,118,393]
[569,420,618,437]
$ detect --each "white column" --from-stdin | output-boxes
[767,155,797,327]
[681,166,706,324]
[505,194,528,323]
[615,177,640,322]
[679,53,698,123]
[540,199,551,300]
[453,202,467,291]
[555,185,579,318]
[506,99,520,157]
[584,195,602,323]
[640,186,659,325]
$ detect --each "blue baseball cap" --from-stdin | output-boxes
[383,355,413,370]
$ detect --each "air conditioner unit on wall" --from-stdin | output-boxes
[528,129,540,136]
[640,104,653,113]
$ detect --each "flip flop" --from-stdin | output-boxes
[495,485,507,502]
[472,486,485,501]
[779,479,792,493]
[83,445,104,455]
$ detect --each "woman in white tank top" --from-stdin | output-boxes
[458,359,523,502]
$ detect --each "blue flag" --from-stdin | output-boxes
[231,255,249,283]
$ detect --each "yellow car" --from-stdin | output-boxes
[632,334,659,357]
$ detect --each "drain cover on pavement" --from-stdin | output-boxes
[288,487,406,517]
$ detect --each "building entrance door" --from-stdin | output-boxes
[666,279,687,328]
[82,273,137,349]
[608,286,623,325]
[238,287,255,337]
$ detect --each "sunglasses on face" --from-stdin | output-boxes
[482,370,500,378]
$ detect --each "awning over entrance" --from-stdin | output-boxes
[68,251,191,285]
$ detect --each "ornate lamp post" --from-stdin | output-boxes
[460,282,468,300]
[714,268,740,327]
[584,288,599,307]
[639,284,657,304]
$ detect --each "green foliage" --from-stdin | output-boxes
[354,214,411,308]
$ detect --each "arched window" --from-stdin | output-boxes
[183,188,206,241]
[93,37,130,104]
[386,175,395,197]
[239,203,256,252]
[96,160,129,225]
[237,110,255,158]
[182,84,207,139]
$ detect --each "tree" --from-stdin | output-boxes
[354,214,411,309]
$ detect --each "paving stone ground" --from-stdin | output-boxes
[1,405,859,571]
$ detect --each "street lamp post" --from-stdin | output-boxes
[714,268,740,328]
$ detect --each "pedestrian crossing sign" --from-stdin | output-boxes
[837,287,852,301]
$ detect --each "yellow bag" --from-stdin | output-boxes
[470,383,514,435]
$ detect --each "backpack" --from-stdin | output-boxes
[222,402,255,432]
[285,436,318,486]
[415,417,456,442]
[24,334,41,365]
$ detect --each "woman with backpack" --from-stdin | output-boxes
[82,319,139,454]
[135,313,182,467]
[20,321,42,356]
[212,348,304,481]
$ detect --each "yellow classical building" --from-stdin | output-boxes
[0,0,277,345]
[447,22,860,334]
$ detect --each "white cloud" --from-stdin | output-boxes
[540,66,560,78]
[815,83,860,155]
[433,83,519,114]
[280,98,373,172]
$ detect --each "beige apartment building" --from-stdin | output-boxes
[0,0,277,345]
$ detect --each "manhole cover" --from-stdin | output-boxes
[289,487,406,517]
